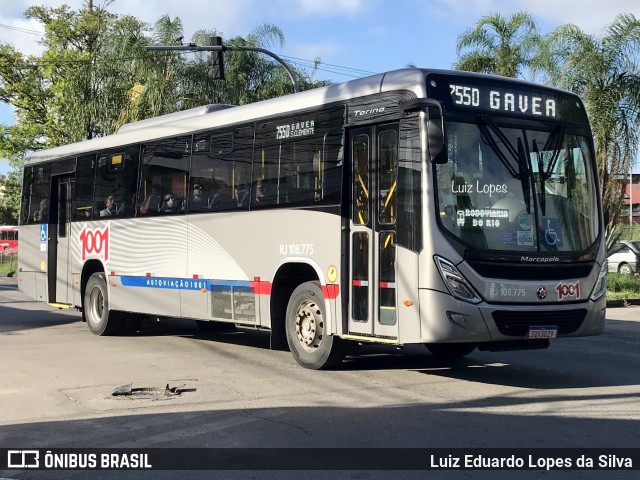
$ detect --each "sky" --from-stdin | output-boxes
[1,0,640,176]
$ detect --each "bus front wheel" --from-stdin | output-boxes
[425,342,476,358]
[84,272,123,336]
[285,281,346,370]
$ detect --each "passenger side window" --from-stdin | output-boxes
[21,164,52,225]
[92,148,140,219]
[140,137,190,216]
[189,127,253,213]
[252,107,344,209]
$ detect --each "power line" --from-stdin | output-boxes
[2,41,377,81]
[0,23,44,36]
[281,54,378,76]
[0,22,379,80]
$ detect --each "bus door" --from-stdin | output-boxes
[346,124,399,339]
[48,176,73,304]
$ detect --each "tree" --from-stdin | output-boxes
[0,2,327,224]
[532,14,640,227]
[455,11,539,78]
[0,171,21,225]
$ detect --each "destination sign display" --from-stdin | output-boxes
[426,73,589,124]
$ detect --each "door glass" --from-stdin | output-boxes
[352,134,369,225]
[378,130,398,225]
[58,182,69,238]
[378,231,396,325]
[352,232,369,321]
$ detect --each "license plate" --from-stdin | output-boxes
[528,326,558,339]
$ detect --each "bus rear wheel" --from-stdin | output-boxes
[285,281,346,370]
[425,342,476,358]
[84,272,123,336]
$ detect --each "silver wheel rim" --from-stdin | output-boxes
[620,264,632,275]
[89,286,104,327]
[294,299,324,352]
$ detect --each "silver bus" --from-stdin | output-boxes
[18,68,606,369]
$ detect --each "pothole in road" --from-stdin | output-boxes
[111,383,197,399]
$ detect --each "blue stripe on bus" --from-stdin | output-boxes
[119,276,251,291]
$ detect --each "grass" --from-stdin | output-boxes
[606,273,640,300]
[0,253,17,276]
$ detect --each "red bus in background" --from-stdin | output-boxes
[0,226,18,254]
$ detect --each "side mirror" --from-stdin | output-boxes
[400,98,447,164]
[426,106,447,164]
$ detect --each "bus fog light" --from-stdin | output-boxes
[447,312,467,328]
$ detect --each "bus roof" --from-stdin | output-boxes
[24,68,582,165]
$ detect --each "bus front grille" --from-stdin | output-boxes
[468,261,595,280]
[492,309,587,336]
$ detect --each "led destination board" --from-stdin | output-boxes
[426,73,589,124]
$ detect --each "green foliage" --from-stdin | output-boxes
[455,11,539,78]
[0,253,17,275]
[606,273,640,300]
[0,170,21,224]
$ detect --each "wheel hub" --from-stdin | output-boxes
[295,300,323,351]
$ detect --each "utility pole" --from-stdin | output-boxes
[145,37,299,93]
[630,168,634,235]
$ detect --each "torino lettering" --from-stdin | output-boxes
[79,226,109,261]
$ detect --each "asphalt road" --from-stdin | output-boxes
[0,276,639,480]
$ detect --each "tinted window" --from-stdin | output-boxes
[22,163,52,225]
[252,106,344,209]
[397,117,422,251]
[140,137,190,216]
[190,127,253,213]
[73,155,96,221]
[95,148,140,218]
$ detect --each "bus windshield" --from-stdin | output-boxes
[435,118,599,253]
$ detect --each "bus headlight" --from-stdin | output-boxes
[590,261,607,301]
[434,256,482,304]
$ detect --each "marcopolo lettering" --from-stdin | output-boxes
[521,256,560,263]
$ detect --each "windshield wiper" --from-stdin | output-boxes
[533,126,566,215]
[477,115,532,213]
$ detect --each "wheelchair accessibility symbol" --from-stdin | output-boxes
[40,224,48,252]
[543,218,562,247]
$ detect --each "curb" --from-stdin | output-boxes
[606,299,640,308]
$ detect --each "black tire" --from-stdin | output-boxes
[83,272,123,336]
[425,342,476,359]
[196,320,236,333]
[285,281,346,370]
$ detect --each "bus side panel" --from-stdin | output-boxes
[396,246,421,343]
[185,210,341,330]
[17,225,49,302]
[185,213,255,324]
[75,218,186,317]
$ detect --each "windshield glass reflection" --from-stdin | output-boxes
[436,120,598,253]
